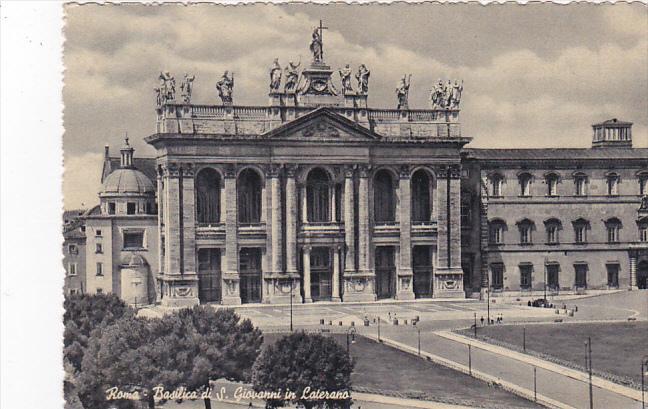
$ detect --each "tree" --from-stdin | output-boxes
[63,293,133,371]
[77,314,195,409]
[178,306,263,409]
[251,332,354,409]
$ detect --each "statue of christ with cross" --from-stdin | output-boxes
[309,20,328,64]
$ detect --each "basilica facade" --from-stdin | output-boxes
[63,35,648,307]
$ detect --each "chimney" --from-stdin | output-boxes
[104,145,110,159]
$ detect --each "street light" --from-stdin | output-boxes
[289,277,294,332]
[641,355,648,409]
[473,312,477,338]
[416,326,421,356]
[585,337,593,409]
[377,316,381,342]
[346,327,357,354]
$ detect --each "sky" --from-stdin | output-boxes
[63,3,648,210]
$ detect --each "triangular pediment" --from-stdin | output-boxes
[261,108,379,142]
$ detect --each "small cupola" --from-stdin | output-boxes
[120,135,135,168]
[592,118,632,148]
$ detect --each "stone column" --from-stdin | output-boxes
[629,251,638,290]
[303,246,312,303]
[285,165,298,274]
[331,184,337,222]
[343,166,356,274]
[269,165,283,274]
[222,165,241,305]
[397,165,415,300]
[301,185,308,224]
[332,245,341,301]
[434,164,464,298]
[159,163,199,307]
[343,165,376,302]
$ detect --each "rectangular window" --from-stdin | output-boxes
[575,178,586,196]
[548,179,558,196]
[520,227,531,245]
[574,264,588,288]
[96,262,103,276]
[491,264,504,290]
[640,226,648,242]
[95,243,103,253]
[607,177,618,196]
[520,264,532,289]
[96,288,103,294]
[575,225,587,244]
[607,226,619,243]
[123,231,144,249]
[547,264,560,290]
[69,288,78,295]
[127,202,137,215]
[95,229,102,237]
[490,225,503,245]
[546,226,558,244]
[492,179,502,197]
[606,264,619,288]
[108,202,116,215]
[68,263,77,276]
[640,178,647,196]
[68,244,78,255]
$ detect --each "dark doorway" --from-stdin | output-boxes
[311,248,332,301]
[240,248,262,303]
[638,261,648,289]
[413,246,433,298]
[375,247,396,299]
[197,248,221,303]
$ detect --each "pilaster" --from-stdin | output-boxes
[332,245,341,302]
[343,165,356,274]
[303,246,312,303]
[222,164,241,305]
[397,165,415,300]
[285,165,298,274]
[434,165,464,298]
[629,250,638,290]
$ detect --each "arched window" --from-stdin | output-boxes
[490,174,503,197]
[572,218,590,244]
[307,168,331,223]
[604,217,622,243]
[195,168,221,224]
[518,173,532,197]
[638,217,648,242]
[544,218,562,244]
[411,169,432,223]
[489,219,507,245]
[573,173,588,196]
[516,219,535,245]
[374,170,396,223]
[606,173,619,196]
[238,168,262,224]
[545,173,559,196]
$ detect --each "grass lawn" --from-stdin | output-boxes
[462,322,648,385]
[263,332,541,408]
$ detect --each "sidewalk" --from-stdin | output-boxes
[365,326,642,409]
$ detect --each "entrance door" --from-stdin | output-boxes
[375,247,395,299]
[197,248,221,303]
[638,261,648,289]
[311,248,332,301]
[240,248,262,303]
[413,246,433,298]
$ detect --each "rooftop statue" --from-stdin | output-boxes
[269,58,282,92]
[216,71,234,105]
[180,73,195,104]
[396,74,411,110]
[310,27,323,63]
[338,64,353,95]
[284,58,301,92]
[430,78,464,109]
[430,79,445,109]
[156,71,175,107]
[450,79,464,108]
[355,64,370,95]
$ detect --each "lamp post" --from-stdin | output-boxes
[641,355,648,409]
[377,316,381,342]
[346,327,356,354]
[585,337,593,409]
[473,312,477,338]
[468,344,472,376]
[533,366,537,402]
[289,277,294,332]
[417,326,421,356]
[486,282,490,325]
[523,326,526,353]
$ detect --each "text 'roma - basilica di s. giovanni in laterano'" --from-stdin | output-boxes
[63,24,648,307]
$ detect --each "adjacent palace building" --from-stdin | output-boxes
[63,33,648,307]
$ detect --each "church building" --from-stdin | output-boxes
[63,28,648,307]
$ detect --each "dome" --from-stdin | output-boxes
[120,253,148,268]
[101,168,155,195]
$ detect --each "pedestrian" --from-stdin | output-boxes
[480,316,485,326]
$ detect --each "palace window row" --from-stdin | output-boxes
[489,217,647,245]
[488,171,648,197]
[489,262,621,290]
[195,166,437,226]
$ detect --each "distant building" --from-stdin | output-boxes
[63,34,648,306]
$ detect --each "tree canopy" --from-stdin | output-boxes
[252,332,354,409]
